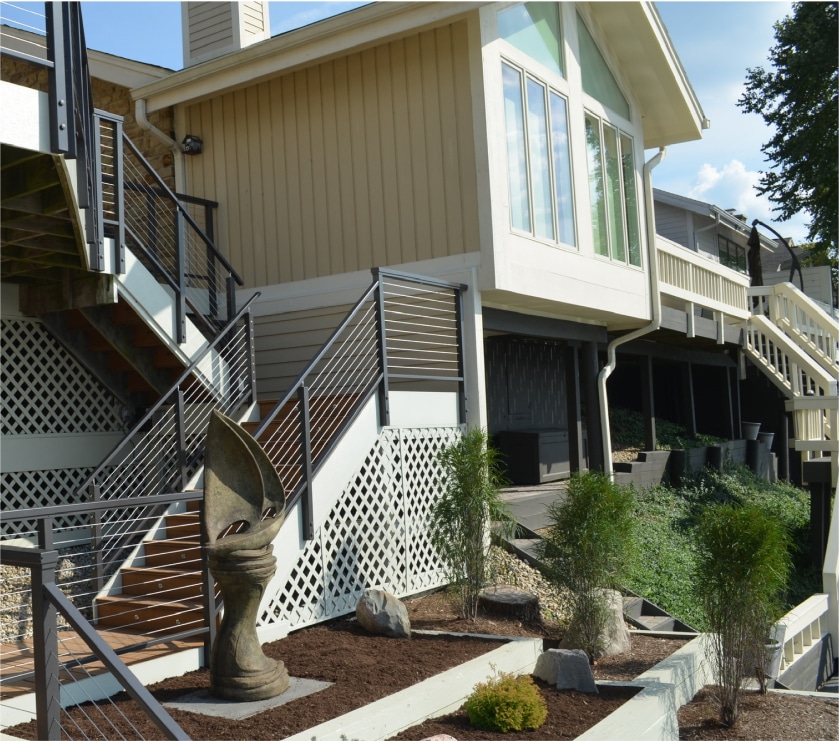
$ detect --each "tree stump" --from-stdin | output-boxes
[478,585,540,622]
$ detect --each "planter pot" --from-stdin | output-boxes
[742,421,761,440]
[758,431,775,451]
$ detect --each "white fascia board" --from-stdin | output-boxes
[1,433,126,473]
[134,2,487,112]
[0,82,51,153]
[589,2,707,148]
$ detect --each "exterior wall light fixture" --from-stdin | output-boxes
[182,134,203,155]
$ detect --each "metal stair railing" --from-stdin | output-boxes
[101,125,245,343]
[0,296,258,682]
[253,267,467,539]
[749,283,839,377]
[1,545,189,741]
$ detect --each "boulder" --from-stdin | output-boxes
[356,588,411,638]
[478,585,539,622]
[559,589,631,658]
[534,648,598,693]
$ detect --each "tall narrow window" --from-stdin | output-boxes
[621,134,641,265]
[585,112,641,265]
[503,63,531,232]
[603,124,626,262]
[526,78,554,240]
[550,92,575,246]
[585,114,608,257]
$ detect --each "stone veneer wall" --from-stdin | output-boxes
[1,57,175,189]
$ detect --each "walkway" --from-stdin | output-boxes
[499,481,568,565]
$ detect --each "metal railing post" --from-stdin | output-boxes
[372,271,391,426]
[245,309,257,404]
[454,285,468,425]
[45,3,69,154]
[32,548,61,741]
[89,481,104,592]
[113,117,126,273]
[37,518,54,551]
[227,275,237,323]
[175,388,188,490]
[175,209,187,343]
[298,385,315,540]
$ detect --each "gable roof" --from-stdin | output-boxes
[132,0,707,149]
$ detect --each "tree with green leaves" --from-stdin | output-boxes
[738,2,838,252]
[429,429,516,620]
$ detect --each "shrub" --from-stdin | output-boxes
[695,502,791,726]
[537,472,636,659]
[463,671,547,733]
[429,428,516,620]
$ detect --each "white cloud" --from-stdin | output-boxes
[685,159,810,243]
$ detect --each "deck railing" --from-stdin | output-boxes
[657,237,751,320]
[1,545,188,740]
[253,268,467,539]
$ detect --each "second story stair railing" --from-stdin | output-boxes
[94,113,244,343]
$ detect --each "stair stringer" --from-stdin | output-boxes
[256,406,462,643]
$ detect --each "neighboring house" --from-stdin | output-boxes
[654,187,837,313]
[1,2,836,733]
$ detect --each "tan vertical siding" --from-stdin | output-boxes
[185,20,479,288]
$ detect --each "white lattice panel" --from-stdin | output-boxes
[1,468,98,538]
[1,319,125,435]
[259,426,460,633]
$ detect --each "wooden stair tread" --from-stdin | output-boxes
[97,595,201,609]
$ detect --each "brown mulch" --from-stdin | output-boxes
[678,686,839,740]
[390,680,641,739]
[2,589,698,741]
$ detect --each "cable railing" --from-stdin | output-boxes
[1,545,188,740]
[253,267,467,538]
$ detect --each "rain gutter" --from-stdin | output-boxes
[598,147,667,478]
[134,98,186,191]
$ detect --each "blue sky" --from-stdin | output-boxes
[32,1,808,243]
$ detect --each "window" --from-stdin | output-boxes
[718,235,747,272]
[502,61,576,247]
[584,113,640,265]
[576,12,630,120]
[498,3,563,77]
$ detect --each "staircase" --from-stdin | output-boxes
[743,283,839,485]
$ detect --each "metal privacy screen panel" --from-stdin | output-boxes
[258,426,460,633]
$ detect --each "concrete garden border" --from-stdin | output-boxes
[286,631,708,741]
[283,631,542,741]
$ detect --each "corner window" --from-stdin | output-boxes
[718,235,747,272]
[502,61,576,247]
[498,3,563,78]
[585,113,640,265]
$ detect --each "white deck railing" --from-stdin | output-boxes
[750,283,839,376]
[657,237,751,320]
[771,593,831,675]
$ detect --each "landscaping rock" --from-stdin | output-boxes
[560,588,631,658]
[356,588,411,638]
[419,736,458,741]
[534,648,598,693]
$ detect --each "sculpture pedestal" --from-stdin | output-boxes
[208,544,289,701]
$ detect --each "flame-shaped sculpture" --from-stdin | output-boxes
[203,411,289,701]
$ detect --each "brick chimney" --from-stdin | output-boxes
[182,2,270,68]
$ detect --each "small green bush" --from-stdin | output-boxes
[537,472,636,659]
[463,672,547,733]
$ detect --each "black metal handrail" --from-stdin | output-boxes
[1,546,189,740]
[253,267,467,538]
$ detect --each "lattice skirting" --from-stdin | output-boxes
[258,426,461,634]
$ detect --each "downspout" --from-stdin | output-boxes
[135,98,186,191]
[598,147,667,478]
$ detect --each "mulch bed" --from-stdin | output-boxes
[678,686,839,740]
[3,590,694,741]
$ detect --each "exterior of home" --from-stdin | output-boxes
[1,2,836,736]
